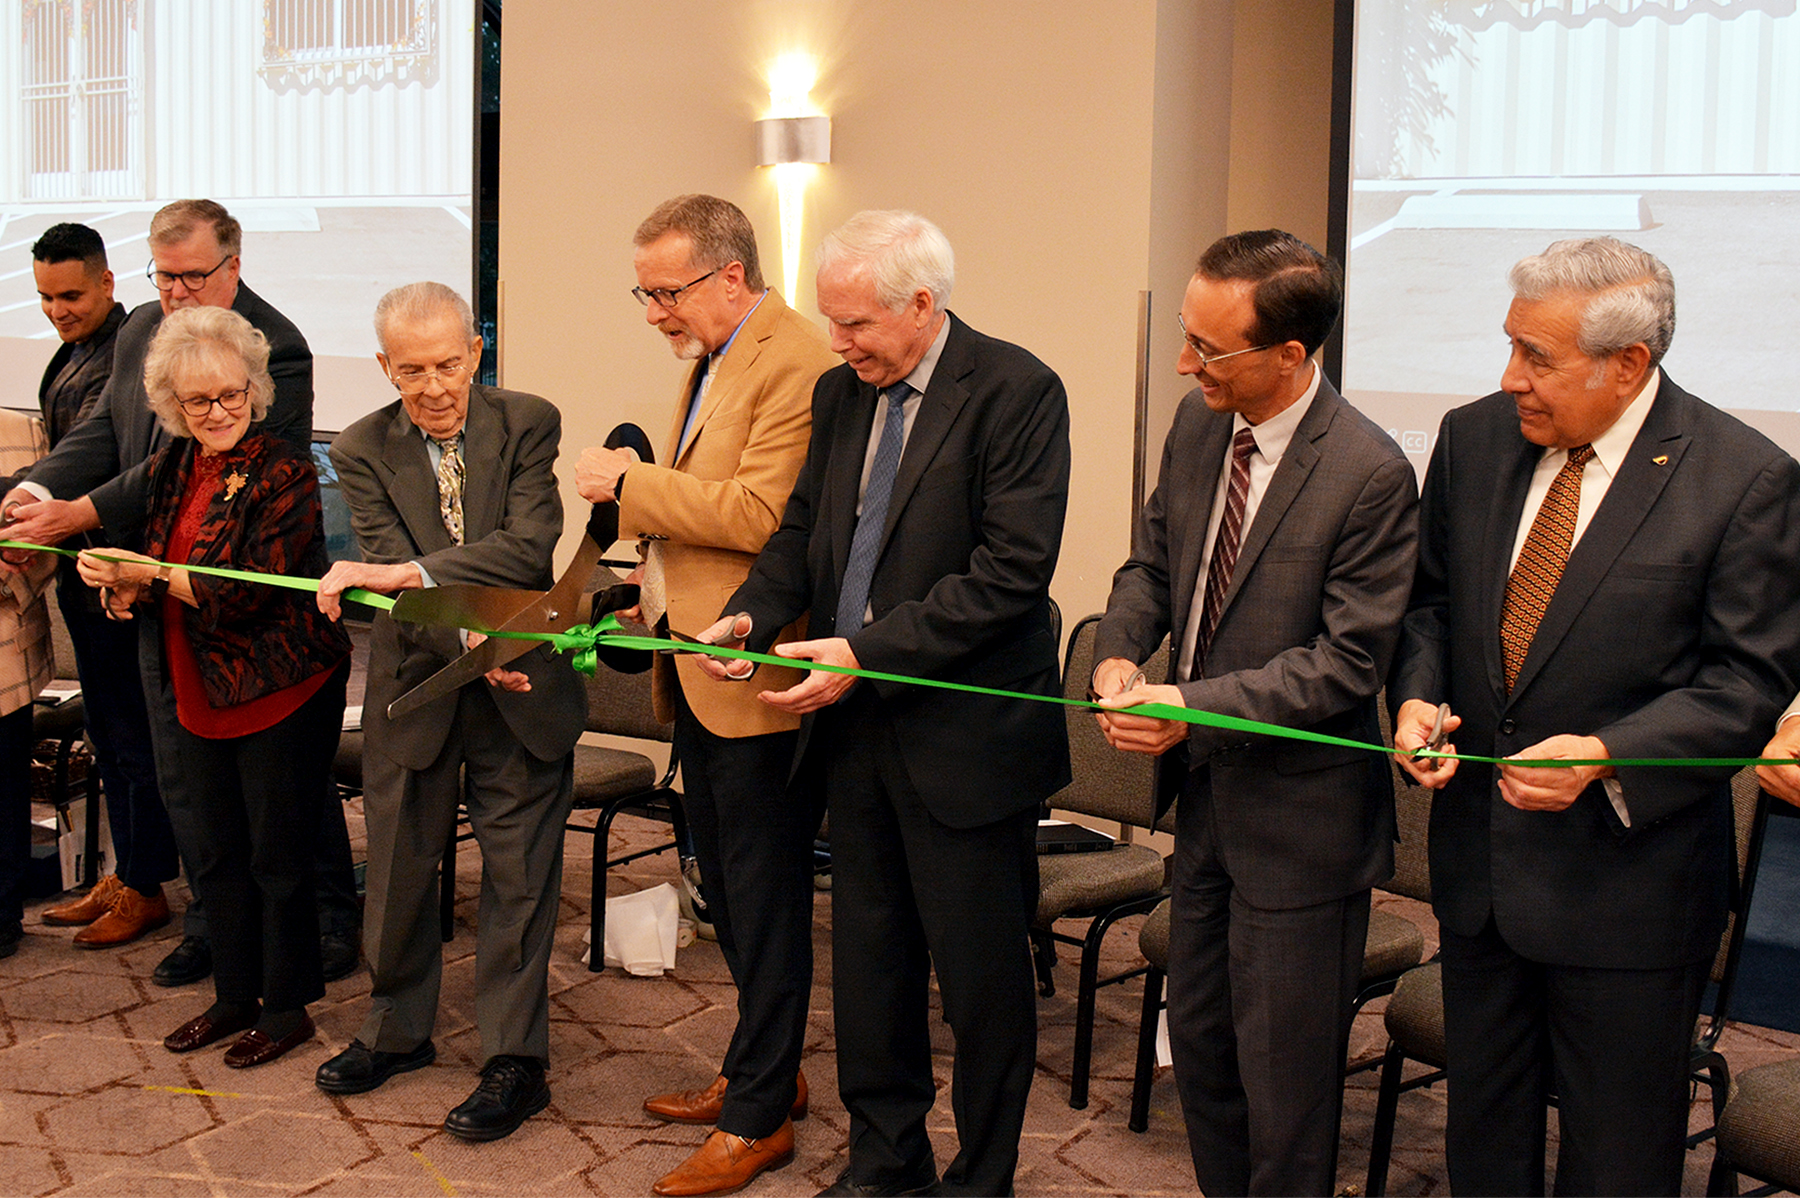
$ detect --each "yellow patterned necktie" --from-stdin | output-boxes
[1499,443,1594,693]
[433,435,465,546]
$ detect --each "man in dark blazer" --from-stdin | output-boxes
[697,210,1070,1197]
[1391,237,1800,1196]
[25,222,180,951]
[314,281,586,1143]
[4,200,358,985]
[1092,231,1418,1196]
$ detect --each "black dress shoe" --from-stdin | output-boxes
[443,1055,550,1141]
[315,1038,437,1094]
[319,929,360,982]
[815,1164,940,1196]
[153,936,212,987]
[0,924,21,960]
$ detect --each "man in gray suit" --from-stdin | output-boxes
[313,282,585,1142]
[1093,231,1418,1196]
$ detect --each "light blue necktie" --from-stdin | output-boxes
[835,382,913,634]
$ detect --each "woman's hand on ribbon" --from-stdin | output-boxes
[76,547,152,620]
[760,637,860,714]
[1393,698,1462,789]
[1497,734,1613,811]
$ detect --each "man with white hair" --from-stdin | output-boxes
[313,282,585,1143]
[1390,237,1800,1195]
[697,211,1071,1197]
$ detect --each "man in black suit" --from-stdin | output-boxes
[4,200,360,985]
[1391,236,1800,1195]
[24,223,182,952]
[314,281,586,1142]
[1093,231,1418,1195]
[697,210,1070,1197]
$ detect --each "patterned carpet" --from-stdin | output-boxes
[1,797,1794,1197]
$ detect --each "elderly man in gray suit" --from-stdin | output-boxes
[313,282,585,1142]
[1093,231,1418,1196]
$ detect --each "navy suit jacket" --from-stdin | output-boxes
[728,313,1072,828]
[1391,376,1800,968]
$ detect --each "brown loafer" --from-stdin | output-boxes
[73,886,170,948]
[164,1007,259,1053]
[651,1120,795,1197]
[42,874,124,926]
[644,1070,808,1124]
[223,1015,316,1069]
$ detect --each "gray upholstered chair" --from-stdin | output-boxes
[1032,612,1171,1109]
[1711,1053,1800,1195]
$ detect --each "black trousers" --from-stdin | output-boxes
[671,682,817,1139]
[59,581,178,893]
[0,705,36,931]
[1168,777,1370,1197]
[822,686,1039,1198]
[156,663,347,1011]
[1441,914,1709,1197]
[138,619,359,938]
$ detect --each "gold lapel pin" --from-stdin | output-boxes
[1652,455,1669,466]
[224,470,249,500]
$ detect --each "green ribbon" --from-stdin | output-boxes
[10,537,1788,771]
[0,539,395,610]
[541,618,1794,772]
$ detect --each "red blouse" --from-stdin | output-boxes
[161,450,331,739]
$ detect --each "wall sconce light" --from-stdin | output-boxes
[758,54,829,302]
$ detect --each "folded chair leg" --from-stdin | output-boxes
[1030,926,1056,998]
[1129,965,1165,1133]
[1365,1040,1406,1198]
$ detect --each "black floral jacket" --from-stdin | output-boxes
[142,432,351,708]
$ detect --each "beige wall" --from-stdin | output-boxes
[500,0,1335,633]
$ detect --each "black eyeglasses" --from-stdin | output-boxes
[147,254,234,293]
[1177,315,1279,370]
[177,384,252,418]
[631,269,717,309]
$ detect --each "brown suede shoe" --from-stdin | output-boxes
[644,1070,809,1124]
[651,1120,794,1197]
[73,885,170,948]
[42,874,124,926]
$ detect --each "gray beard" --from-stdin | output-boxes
[669,332,706,360]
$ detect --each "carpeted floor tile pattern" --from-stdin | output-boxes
[1,799,1794,1196]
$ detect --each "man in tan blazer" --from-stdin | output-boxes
[575,194,835,1198]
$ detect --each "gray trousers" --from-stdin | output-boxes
[1168,786,1371,1197]
[357,683,574,1065]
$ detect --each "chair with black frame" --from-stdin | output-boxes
[561,565,687,973]
[1031,611,1170,1110]
[34,587,102,889]
[1703,798,1800,1198]
[1126,693,1433,1133]
[1364,766,1773,1197]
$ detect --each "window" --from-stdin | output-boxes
[260,0,436,90]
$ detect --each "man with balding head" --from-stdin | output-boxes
[314,282,585,1143]
[576,194,834,1197]
[1391,237,1800,1194]
[699,210,1070,1197]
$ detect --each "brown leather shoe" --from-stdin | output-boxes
[164,1007,259,1053]
[644,1071,809,1124]
[73,885,170,948]
[223,1015,316,1068]
[42,874,124,926]
[651,1120,794,1197]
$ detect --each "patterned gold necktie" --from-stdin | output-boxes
[1499,443,1594,693]
[433,435,465,546]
